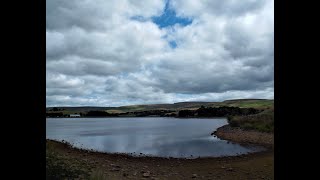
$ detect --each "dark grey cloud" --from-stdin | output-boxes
[46,0,164,31]
[46,0,107,30]
[205,0,266,16]
[145,60,273,94]
[171,0,267,18]
[46,56,141,76]
[46,0,274,106]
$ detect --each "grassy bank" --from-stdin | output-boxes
[46,141,91,179]
[227,107,274,133]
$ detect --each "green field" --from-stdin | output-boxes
[210,99,274,109]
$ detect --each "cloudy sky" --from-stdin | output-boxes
[46,0,274,107]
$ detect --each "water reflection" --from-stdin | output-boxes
[46,117,262,158]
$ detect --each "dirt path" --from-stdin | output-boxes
[46,138,273,179]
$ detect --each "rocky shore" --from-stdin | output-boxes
[47,137,274,180]
[213,125,274,149]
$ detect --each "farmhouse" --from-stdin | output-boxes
[69,114,81,118]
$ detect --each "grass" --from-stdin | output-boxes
[228,107,274,133]
[89,169,108,180]
[106,109,126,114]
[210,99,274,109]
[46,141,91,179]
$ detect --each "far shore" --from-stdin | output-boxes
[46,116,230,119]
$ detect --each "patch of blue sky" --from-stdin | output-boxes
[151,0,193,28]
[130,15,149,22]
[131,0,191,49]
[169,40,177,48]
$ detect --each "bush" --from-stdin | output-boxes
[46,112,63,117]
[196,106,261,117]
[85,111,112,117]
[178,110,196,117]
[227,109,274,133]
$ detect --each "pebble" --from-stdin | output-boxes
[143,172,151,177]
[110,164,121,168]
[110,168,120,171]
[227,168,234,172]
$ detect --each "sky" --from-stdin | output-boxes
[46,0,274,107]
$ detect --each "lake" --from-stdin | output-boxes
[46,117,263,158]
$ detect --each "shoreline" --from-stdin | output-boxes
[46,122,273,160]
[47,138,272,161]
[213,125,274,150]
[46,124,274,179]
[47,139,273,179]
[46,122,275,161]
[46,116,230,119]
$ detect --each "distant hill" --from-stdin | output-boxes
[46,99,273,115]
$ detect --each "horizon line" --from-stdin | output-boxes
[46,98,274,108]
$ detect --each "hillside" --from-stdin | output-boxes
[46,99,273,115]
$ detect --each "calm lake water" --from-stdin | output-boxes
[46,117,263,158]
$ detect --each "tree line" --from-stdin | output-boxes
[46,106,262,118]
[178,106,261,117]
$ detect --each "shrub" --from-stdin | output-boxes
[227,109,274,133]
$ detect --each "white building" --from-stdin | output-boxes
[70,114,81,118]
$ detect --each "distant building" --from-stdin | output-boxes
[69,114,81,118]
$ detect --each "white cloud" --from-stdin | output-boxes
[46,0,274,106]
